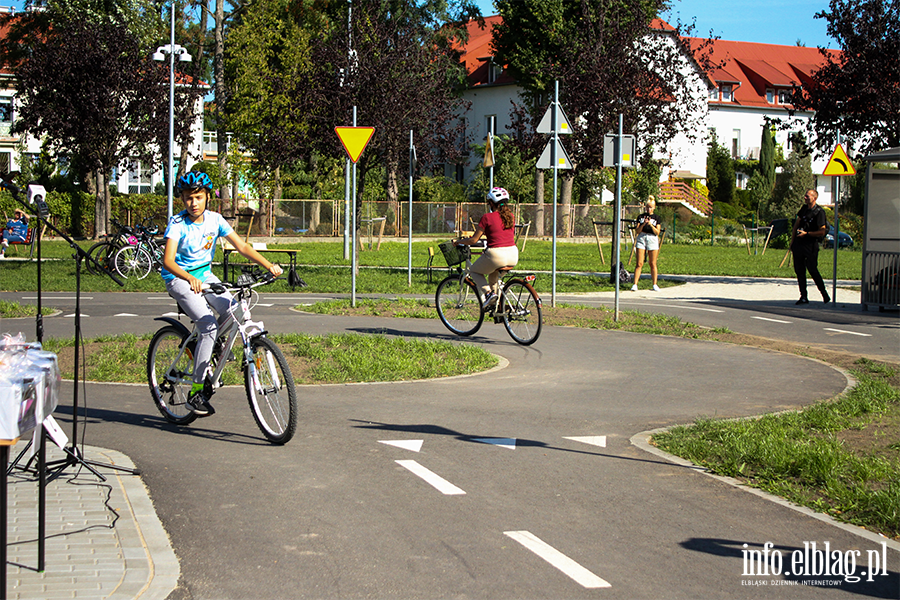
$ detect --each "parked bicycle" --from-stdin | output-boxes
[435,241,542,345]
[146,270,298,444]
[84,218,137,276]
[113,220,165,280]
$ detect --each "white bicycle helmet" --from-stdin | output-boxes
[487,187,510,206]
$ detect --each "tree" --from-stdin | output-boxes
[769,148,815,220]
[790,0,900,154]
[706,138,734,206]
[491,0,714,216]
[7,11,190,237]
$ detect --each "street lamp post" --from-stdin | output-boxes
[153,3,191,220]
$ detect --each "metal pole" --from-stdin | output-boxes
[549,85,559,305]
[489,115,495,190]
[342,1,352,259]
[166,3,175,220]
[408,129,413,286]
[613,114,623,321]
[351,106,358,307]
[831,131,840,304]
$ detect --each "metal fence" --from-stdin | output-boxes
[862,250,900,309]
[266,199,624,239]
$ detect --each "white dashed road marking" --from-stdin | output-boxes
[395,460,465,495]
[751,316,791,323]
[824,327,872,337]
[504,531,611,589]
[379,440,423,452]
[472,437,516,449]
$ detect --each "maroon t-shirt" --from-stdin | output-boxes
[478,211,515,248]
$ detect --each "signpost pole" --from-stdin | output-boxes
[408,130,414,286]
[831,131,840,304]
[551,80,559,307]
[614,114,623,321]
[351,106,358,307]
[489,116,495,190]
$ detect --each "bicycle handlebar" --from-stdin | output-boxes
[201,272,277,295]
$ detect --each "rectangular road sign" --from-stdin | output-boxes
[603,134,635,168]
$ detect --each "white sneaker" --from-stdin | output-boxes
[630,284,638,291]
[652,284,660,291]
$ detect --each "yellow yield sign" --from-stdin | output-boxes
[823,143,856,176]
[335,126,375,163]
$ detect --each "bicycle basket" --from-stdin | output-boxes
[438,241,469,266]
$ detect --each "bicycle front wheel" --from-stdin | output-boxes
[244,336,297,444]
[114,245,153,280]
[147,325,197,425]
[502,279,542,345]
[435,275,484,336]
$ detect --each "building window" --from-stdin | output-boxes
[126,159,153,194]
[484,114,497,138]
[766,89,776,104]
[488,60,503,84]
[0,152,9,174]
[778,89,791,105]
[721,85,733,102]
[0,97,12,137]
[731,129,741,159]
[708,86,719,100]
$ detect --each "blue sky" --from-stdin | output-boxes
[476,0,837,49]
[3,1,837,49]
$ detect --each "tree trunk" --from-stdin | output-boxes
[560,172,574,237]
[94,169,110,239]
[534,169,545,237]
[214,0,230,209]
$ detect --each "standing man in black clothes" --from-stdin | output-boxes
[790,189,830,305]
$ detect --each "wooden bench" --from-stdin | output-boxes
[221,241,301,290]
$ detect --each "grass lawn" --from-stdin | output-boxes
[0,238,862,294]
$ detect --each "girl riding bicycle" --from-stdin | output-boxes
[161,171,282,416]
[455,187,518,307]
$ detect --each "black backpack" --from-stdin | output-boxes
[609,261,632,284]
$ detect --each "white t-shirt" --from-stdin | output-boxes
[160,210,234,282]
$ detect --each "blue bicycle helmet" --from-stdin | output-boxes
[175,171,213,195]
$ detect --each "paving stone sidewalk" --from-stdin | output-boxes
[5,443,178,600]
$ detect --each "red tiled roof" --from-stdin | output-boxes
[685,37,841,108]
[455,15,841,111]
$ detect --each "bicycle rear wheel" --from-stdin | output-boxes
[85,241,118,275]
[114,245,153,279]
[147,325,197,424]
[435,274,484,336]
[501,279,542,345]
[244,336,297,444]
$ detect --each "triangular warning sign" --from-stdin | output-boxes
[484,132,495,168]
[536,139,573,170]
[823,143,856,176]
[536,104,573,135]
[335,126,375,163]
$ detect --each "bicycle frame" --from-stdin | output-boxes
[454,250,536,318]
[157,281,267,393]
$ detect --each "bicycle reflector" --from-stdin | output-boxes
[524,274,536,282]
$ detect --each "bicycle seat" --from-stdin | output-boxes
[497,266,515,272]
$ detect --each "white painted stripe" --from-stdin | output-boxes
[23,296,91,300]
[395,460,465,495]
[115,313,139,317]
[564,436,607,448]
[380,439,423,453]
[751,316,791,324]
[472,437,516,450]
[63,314,88,318]
[578,300,723,313]
[504,531,611,589]
[162,312,181,317]
[824,327,872,337]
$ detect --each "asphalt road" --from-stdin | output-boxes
[2,288,897,599]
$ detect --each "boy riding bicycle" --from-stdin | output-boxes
[161,171,282,416]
